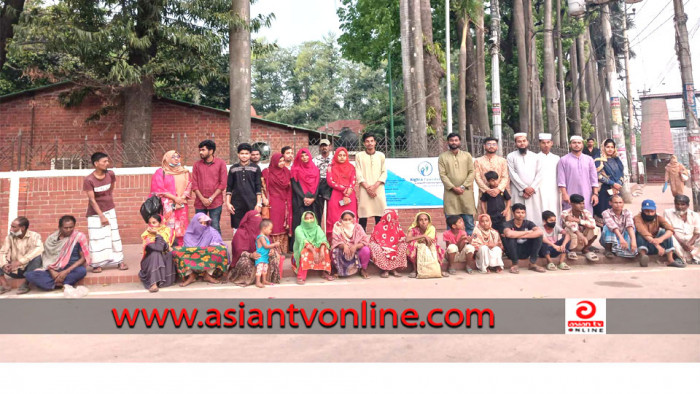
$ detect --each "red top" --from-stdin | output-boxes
[191,157,228,209]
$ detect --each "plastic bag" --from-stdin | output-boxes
[416,243,442,279]
[63,284,90,298]
[140,195,163,223]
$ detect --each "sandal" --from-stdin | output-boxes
[466,267,473,274]
[92,267,102,273]
[380,271,389,278]
[448,268,457,275]
[322,273,336,281]
[118,263,128,271]
[408,271,417,278]
[389,270,402,277]
[296,278,306,285]
[148,284,159,293]
[0,286,10,295]
[584,252,599,262]
[441,271,449,277]
[567,252,579,260]
[546,262,557,271]
[604,251,615,259]
[529,264,546,273]
[557,262,571,270]
[360,270,370,279]
[510,266,520,274]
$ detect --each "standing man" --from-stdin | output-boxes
[507,133,543,223]
[313,139,335,233]
[226,143,263,230]
[0,217,43,294]
[438,133,476,234]
[557,135,600,213]
[583,137,600,158]
[474,137,510,212]
[281,146,294,170]
[192,140,228,234]
[355,133,387,230]
[536,133,561,219]
[83,152,126,273]
[250,146,262,167]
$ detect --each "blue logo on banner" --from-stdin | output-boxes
[418,161,433,176]
[385,170,443,207]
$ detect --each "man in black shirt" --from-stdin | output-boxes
[479,171,511,233]
[583,138,600,158]
[502,203,545,274]
[226,143,262,230]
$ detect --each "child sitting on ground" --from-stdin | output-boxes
[443,216,476,274]
[255,219,279,288]
[539,210,571,271]
[479,171,511,233]
[471,214,505,273]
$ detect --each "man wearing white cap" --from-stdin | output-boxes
[507,133,543,222]
[557,135,599,213]
[537,133,561,220]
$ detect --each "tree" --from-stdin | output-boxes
[512,0,529,135]
[542,0,559,140]
[0,0,24,71]
[400,0,428,155]
[230,0,251,159]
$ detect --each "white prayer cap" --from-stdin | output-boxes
[538,133,552,140]
[513,132,527,139]
[570,135,584,142]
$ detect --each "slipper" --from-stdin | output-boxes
[408,272,417,278]
[380,271,389,278]
[567,252,579,260]
[638,254,649,267]
[510,266,520,274]
[389,270,402,277]
[604,251,615,259]
[466,267,473,274]
[322,273,336,281]
[584,252,599,262]
[0,286,10,295]
[557,262,571,270]
[296,278,306,285]
[668,259,687,268]
[478,269,488,274]
[441,271,449,277]
[546,262,557,271]
[448,268,457,275]
[92,267,102,273]
[495,267,503,273]
[118,263,129,271]
[529,265,546,273]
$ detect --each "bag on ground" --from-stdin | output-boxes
[416,243,442,279]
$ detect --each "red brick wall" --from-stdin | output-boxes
[0,85,312,169]
[0,173,444,244]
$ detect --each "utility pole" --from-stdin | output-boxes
[622,2,639,183]
[490,0,503,155]
[601,4,631,201]
[445,0,453,135]
[388,47,395,158]
[673,0,700,210]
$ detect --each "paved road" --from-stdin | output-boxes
[2,263,698,362]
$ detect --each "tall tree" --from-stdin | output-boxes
[0,0,24,71]
[473,2,490,135]
[230,0,252,159]
[555,0,567,144]
[542,0,559,140]
[419,0,444,135]
[512,0,529,135]
[400,0,428,155]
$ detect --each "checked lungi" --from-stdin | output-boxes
[87,208,124,268]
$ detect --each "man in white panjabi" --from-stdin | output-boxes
[507,133,543,223]
[536,133,561,220]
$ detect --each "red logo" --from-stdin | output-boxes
[576,301,596,319]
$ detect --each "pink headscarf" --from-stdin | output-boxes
[290,148,320,194]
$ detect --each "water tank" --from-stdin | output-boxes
[568,0,586,17]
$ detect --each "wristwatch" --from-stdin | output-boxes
[459,185,466,191]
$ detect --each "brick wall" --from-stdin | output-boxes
[0,173,444,245]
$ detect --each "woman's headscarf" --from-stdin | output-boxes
[293,211,328,263]
[596,138,619,174]
[264,152,292,191]
[141,216,173,255]
[183,212,224,247]
[409,211,436,239]
[370,209,405,261]
[231,210,263,263]
[477,214,492,230]
[161,150,189,176]
[290,148,320,194]
[331,210,368,249]
[329,147,354,186]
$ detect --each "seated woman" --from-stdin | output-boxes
[172,212,229,287]
[471,214,505,273]
[406,212,446,278]
[331,210,371,278]
[229,210,282,286]
[25,215,90,291]
[369,209,408,278]
[293,211,334,285]
[139,214,176,293]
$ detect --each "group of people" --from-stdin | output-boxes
[1,132,695,295]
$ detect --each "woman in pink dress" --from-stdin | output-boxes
[150,151,192,246]
[326,147,357,237]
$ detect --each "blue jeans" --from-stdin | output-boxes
[196,206,222,234]
[636,229,674,256]
[539,237,569,258]
[25,265,87,290]
[447,214,474,235]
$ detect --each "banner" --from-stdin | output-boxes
[385,158,444,208]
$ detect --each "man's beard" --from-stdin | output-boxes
[518,147,528,154]
[448,143,460,150]
[486,148,497,154]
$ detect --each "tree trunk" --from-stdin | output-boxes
[122,76,154,167]
[229,0,252,161]
[466,25,479,137]
[542,0,559,141]
[525,0,544,139]
[0,0,25,71]
[513,0,529,135]
[419,0,444,136]
[569,41,582,136]
[576,34,588,104]
[410,0,428,154]
[555,0,568,145]
[400,0,416,146]
[458,17,468,141]
[474,4,490,136]
[598,64,612,140]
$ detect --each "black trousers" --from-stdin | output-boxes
[502,236,543,264]
[359,216,380,231]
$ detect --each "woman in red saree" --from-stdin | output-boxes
[262,153,293,253]
[150,150,192,246]
[369,209,408,278]
[326,147,357,236]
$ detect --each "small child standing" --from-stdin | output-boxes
[255,219,280,288]
[479,171,511,233]
[539,211,571,271]
[443,216,476,274]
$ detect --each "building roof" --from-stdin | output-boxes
[317,119,365,134]
[640,98,675,156]
[0,82,336,139]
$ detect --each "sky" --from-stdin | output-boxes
[253,0,699,120]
